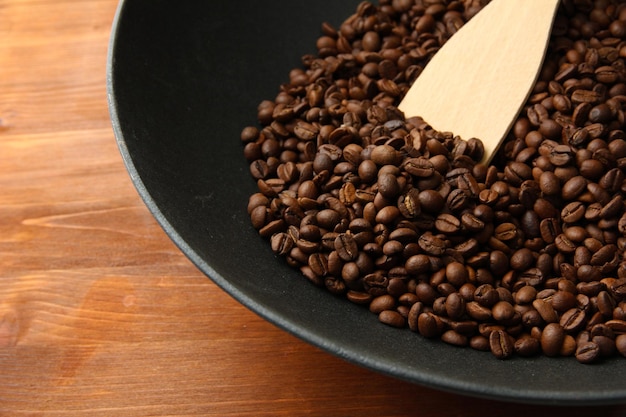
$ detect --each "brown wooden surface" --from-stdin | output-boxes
[1,1,626,415]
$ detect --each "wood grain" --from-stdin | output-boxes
[1,0,626,415]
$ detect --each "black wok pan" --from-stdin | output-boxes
[107,0,626,405]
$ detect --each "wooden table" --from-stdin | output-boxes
[1,1,626,415]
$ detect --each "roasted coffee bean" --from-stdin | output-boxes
[560,308,587,333]
[377,173,400,199]
[441,330,469,347]
[370,294,395,314]
[404,157,435,177]
[515,285,538,305]
[435,213,461,234]
[552,291,577,312]
[271,232,294,256]
[541,323,566,357]
[445,292,466,320]
[470,335,491,351]
[533,298,559,324]
[539,218,561,244]
[457,171,481,196]
[600,195,624,220]
[591,244,617,266]
[550,145,574,166]
[379,310,406,328]
[562,201,586,223]
[371,145,401,166]
[397,188,421,218]
[606,319,626,334]
[475,284,500,307]
[611,279,626,300]
[492,301,516,323]
[593,334,617,357]
[559,334,577,357]
[418,312,444,338]
[418,189,445,213]
[597,291,616,317]
[600,168,624,192]
[562,176,588,201]
[493,223,517,241]
[447,188,471,212]
[376,206,401,224]
[445,262,469,287]
[489,329,514,359]
[617,334,626,358]
[418,232,446,256]
[576,341,601,364]
[555,234,577,254]
[460,212,484,232]
[466,301,492,321]
[346,290,372,305]
[308,251,330,277]
[510,248,534,272]
[534,198,559,219]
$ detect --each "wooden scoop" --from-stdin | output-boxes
[398,0,561,164]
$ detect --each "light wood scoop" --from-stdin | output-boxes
[398,0,561,164]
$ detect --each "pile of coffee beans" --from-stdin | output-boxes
[241,0,626,362]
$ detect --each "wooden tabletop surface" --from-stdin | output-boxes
[2,1,626,415]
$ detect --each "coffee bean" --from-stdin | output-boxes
[616,334,626,358]
[560,308,587,333]
[541,323,566,357]
[379,310,406,328]
[377,173,400,199]
[533,298,559,324]
[418,232,446,256]
[610,279,626,300]
[562,176,588,200]
[469,335,490,351]
[441,330,469,347]
[444,292,465,320]
[516,335,541,357]
[492,301,516,323]
[591,244,617,266]
[406,300,423,329]
[600,168,624,192]
[346,290,372,305]
[494,223,517,241]
[445,262,468,288]
[404,157,435,177]
[371,145,400,166]
[375,205,401,224]
[369,294,395,314]
[435,213,461,234]
[593,334,617,357]
[474,284,499,307]
[418,312,444,338]
[466,301,492,321]
[397,188,421,218]
[576,341,601,364]
[550,145,574,166]
[534,198,559,219]
[489,329,514,359]
[552,290,577,312]
[271,232,294,256]
[459,212,484,232]
[562,201,586,223]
